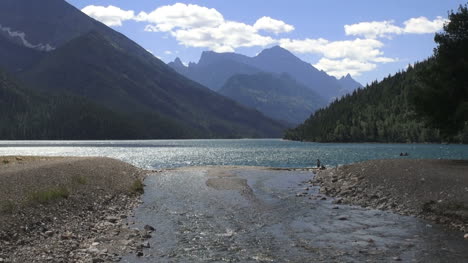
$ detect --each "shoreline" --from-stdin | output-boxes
[1,156,467,261]
[0,156,152,262]
[312,159,468,233]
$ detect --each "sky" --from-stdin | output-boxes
[66,0,465,85]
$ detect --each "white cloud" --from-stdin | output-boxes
[254,16,294,34]
[135,3,224,32]
[314,58,377,77]
[164,50,173,55]
[279,38,396,77]
[136,4,278,52]
[81,5,135,27]
[403,16,447,34]
[80,3,415,77]
[172,21,275,52]
[345,16,448,39]
[344,20,403,39]
[278,38,328,54]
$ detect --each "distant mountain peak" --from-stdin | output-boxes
[257,45,294,58]
[339,73,353,80]
[173,57,185,68]
[337,73,363,92]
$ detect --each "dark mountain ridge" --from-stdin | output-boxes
[219,72,326,125]
[0,0,286,139]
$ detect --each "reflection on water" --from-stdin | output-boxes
[0,139,467,169]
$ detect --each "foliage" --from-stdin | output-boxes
[0,200,15,214]
[285,5,468,144]
[28,186,70,205]
[71,175,87,185]
[130,179,145,195]
[0,69,191,139]
[284,61,468,143]
[413,4,468,136]
[17,31,285,139]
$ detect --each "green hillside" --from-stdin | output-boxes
[19,31,285,139]
[285,5,468,144]
[0,70,190,139]
[284,60,468,143]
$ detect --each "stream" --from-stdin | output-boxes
[121,167,468,262]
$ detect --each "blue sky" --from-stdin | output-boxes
[67,0,465,85]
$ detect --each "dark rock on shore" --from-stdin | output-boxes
[311,159,468,233]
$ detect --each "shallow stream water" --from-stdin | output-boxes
[122,168,468,262]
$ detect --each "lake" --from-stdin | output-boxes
[0,139,467,170]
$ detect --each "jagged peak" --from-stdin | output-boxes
[257,45,294,58]
[172,57,185,67]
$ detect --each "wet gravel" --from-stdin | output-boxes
[122,167,468,262]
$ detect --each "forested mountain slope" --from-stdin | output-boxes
[285,61,468,143]
[0,70,190,139]
[0,0,286,139]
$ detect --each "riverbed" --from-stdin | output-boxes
[122,167,468,262]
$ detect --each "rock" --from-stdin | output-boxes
[333,199,343,204]
[464,233,468,239]
[337,216,348,221]
[141,241,150,248]
[105,216,119,223]
[137,251,144,257]
[61,231,74,240]
[392,256,402,261]
[15,156,23,161]
[321,197,327,200]
[332,206,339,209]
[92,258,104,263]
[87,247,100,254]
[44,231,54,237]
[144,225,155,232]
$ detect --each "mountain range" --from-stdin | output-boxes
[169,46,363,101]
[0,0,286,139]
[169,46,362,125]
[219,73,326,125]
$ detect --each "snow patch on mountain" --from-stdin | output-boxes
[0,24,55,52]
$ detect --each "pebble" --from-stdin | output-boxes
[144,225,155,232]
[464,234,468,239]
[105,216,119,223]
[337,216,348,221]
[393,256,402,261]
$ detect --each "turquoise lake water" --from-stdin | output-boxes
[0,139,467,169]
